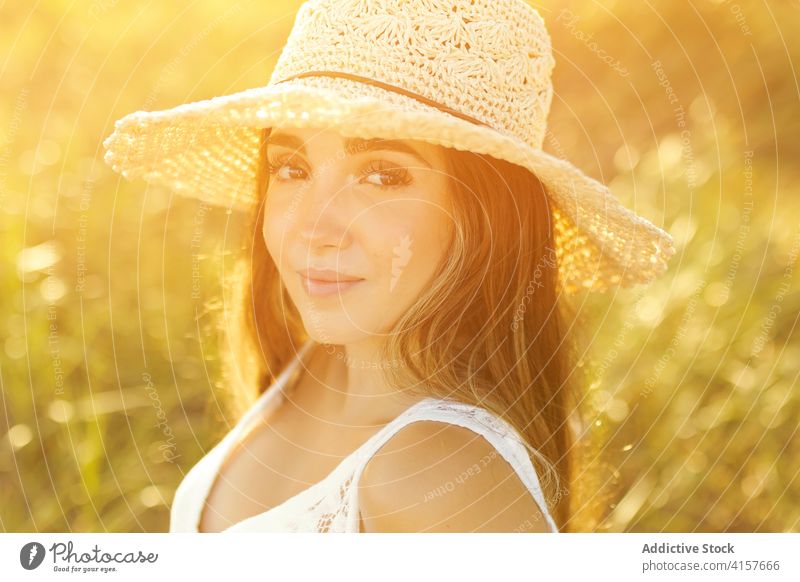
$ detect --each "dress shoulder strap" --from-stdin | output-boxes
[346,398,559,532]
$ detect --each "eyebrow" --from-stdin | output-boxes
[266,132,433,169]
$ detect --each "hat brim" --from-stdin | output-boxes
[103,75,674,293]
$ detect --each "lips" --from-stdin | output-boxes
[298,267,363,283]
[297,267,365,297]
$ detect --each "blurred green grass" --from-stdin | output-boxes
[0,0,798,532]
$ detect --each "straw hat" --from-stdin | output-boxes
[102,0,675,294]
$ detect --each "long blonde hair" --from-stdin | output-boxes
[221,127,591,531]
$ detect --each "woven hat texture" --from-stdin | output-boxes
[103,0,675,293]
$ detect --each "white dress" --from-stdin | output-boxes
[169,340,559,533]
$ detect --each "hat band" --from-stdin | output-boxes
[274,71,494,130]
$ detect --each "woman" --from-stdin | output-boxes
[103,0,674,533]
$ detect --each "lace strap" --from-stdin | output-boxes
[346,398,558,532]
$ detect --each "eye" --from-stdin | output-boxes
[357,160,413,189]
[266,155,414,189]
[266,155,308,181]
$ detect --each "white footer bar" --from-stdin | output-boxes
[1,533,798,581]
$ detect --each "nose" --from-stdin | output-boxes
[294,166,353,250]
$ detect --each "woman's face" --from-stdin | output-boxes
[262,126,454,345]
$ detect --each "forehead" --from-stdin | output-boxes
[267,126,448,166]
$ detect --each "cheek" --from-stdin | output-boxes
[409,208,452,278]
[360,196,452,290]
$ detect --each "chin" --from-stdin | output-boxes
[301,323,376,348]
[296,299,398,345]
[288,283,407,345]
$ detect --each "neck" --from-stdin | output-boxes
[309,338,417,424]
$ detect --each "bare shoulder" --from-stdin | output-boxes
[357,420,552,532]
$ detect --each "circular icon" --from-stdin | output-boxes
[20,542,46,570]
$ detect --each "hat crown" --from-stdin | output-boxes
[268,0,556,149]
